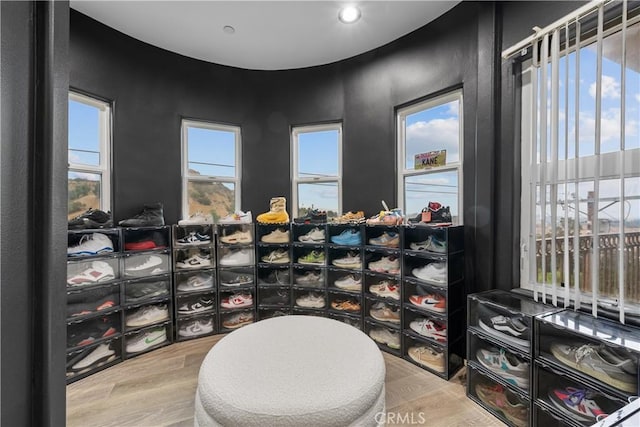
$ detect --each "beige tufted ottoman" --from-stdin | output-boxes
[194,315,386,426]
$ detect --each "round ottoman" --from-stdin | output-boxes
[195,315,386,427]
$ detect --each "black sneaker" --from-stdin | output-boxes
[178,297,214,314]
[220,273,254,287]
[119,203,165,227]
[125,281,169,303]
[68,209,113,230]
[294,209,327,224]
[409,202,452,224]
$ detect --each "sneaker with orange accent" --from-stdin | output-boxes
[409,293,446,313]
[408,344,445,372]
[369,281,400,300]
[332,211,366,224]
[330,299,361,312]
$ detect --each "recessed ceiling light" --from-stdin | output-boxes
[223,25,235,34]
[339,6,361,24]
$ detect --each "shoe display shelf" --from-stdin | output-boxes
[324,223,363,324]
[66,228,124,383]
[532,310,640,427]
[360,224,401,353]
[291,223,329,316]
[401,224,465,379]
[256,223,292,320]
[216,223,256,332]
[466,289,558,427]
[121,226,173,359]
[173,224,217,341]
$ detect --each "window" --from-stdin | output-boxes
[291,123,342,218]
[68,92,112,218]
[397,91,463,223]
[182,120,241,222]
[515,2,640,319]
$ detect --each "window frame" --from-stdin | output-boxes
[68,90,112,213]
[396,90,464,223]
[181,119,242,219]
[291,122,343,219]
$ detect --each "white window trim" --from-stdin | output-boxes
[396,90,464,222]
[181,119,242,219]
[68,91,112,213]
[291,123,343,218]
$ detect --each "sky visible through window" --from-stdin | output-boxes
[296,129,339,212]
[404,99,460,218]
[536,24,640,228]
[68,100,100,172]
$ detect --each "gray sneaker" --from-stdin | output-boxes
[551,342,637,393]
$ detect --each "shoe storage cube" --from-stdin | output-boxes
[256,223,291,244]
[292,288,327,311]
[173,224,214,247]
[403,333,451,376]
[124,301,171,331]
[257,265,291,286]
[174,246,215,270]
[326,223,363,247]
[533,402,574,427]
[217,223,255,245]
[257,307,291,320]
[67,283,120,319]
[364,272,401,302]
[175,269,216,294]
[467,290,555,354]
[327,246,363,270]
[123,251,170,278]
[176,314,216,340]
[403,305,449,345]
[292,265,326,288]
[292,245,326,267]
[534,362,628,426]
[326,268,362,293]
[67,228,121,257]
[468,329,531,393]
[403,279,465,317]
[219,288,255,312]
[121,226,170,252]
[257,286,291,308]
[402,224,463,256]
[66,336,122,383]
[328,289,362,315]
[176,291,216,317]
[217,246,255,267]
[67,254,121,288]
[536,310,640,398]
[257,244,291,265]
[363,247,401,276]
[365,296,401,329]
[467,363,530,427]
[364,224,401,249]
[123,274,171,305]
[292,223,326,244]
[403,252,461,287]
[124,323,171,356]
[220,309,254,332]
[67,311,121,350]
[365,320,401,355]
[331,312,363,330]
[218,266,255,288]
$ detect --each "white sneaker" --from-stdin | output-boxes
[71,343,116,372]
[68,233,114,257]
[295,292,325,308]
[332,252,361,269]
[126,327,167,353]
[177,274,214,291]
[176,254,211,269]
[222,311,254,329]
[412,262,447,284]
[369,328,401,349]
[178,211,213,225]
[368,281,400,300]
[260,228,290,243]
[368,256,400,274]
[125,255,166,277]
[219,249,254,266]
[220,293,253,309]
[179,318,214,337]
[218,210,252,224]
[261,249,290,264]
[298,227,325,243]
[126,304,169,327]
[67,260,116,286]
[334,274,362,291]
[220,230,253,244]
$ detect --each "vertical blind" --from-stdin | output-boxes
[505,0,640,323]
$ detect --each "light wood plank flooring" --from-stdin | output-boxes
[67,334,503,426]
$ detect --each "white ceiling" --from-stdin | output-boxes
[70,1,460,71]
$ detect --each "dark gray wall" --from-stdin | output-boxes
[1,1,69,426]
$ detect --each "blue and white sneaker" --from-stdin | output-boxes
[176,231,211,246]
[330,229,361,245]
[67,233,114,257]
[476,347,529,388]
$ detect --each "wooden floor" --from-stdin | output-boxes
[67,334,503,427]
